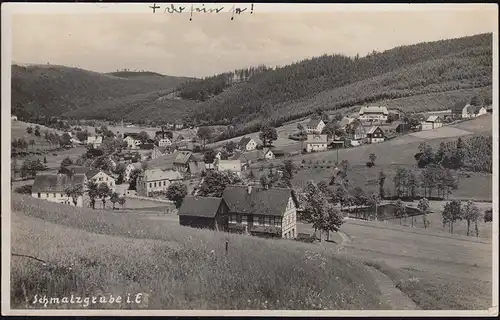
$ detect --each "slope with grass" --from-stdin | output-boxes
[10,193,389,310]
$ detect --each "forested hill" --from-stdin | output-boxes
[11,33,492,134]
[189,33,492,130]
[11,64,191,120]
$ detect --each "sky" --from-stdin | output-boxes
[9,4,498,78]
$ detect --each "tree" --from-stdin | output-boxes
[324,204,343,241]
[259,124,278,147]
[394,199,406,225]
[26,126,33,134]
[463,201,480,237]
[59,157,73,174]
[368,153,377,166]
[416,142,435,168]
[417,198,431,229]
[86,180,99,209]
[110,192,120,210]
[60,133,72,147]
[352,187,367,210]
[204,149,217,164]
[407,170,418,199]
[484,209,492,223]
[297,123,304,133]
[43,156,47,164]
[219,149,229,160]
[442,200,462,234]
[166,182,188,208]
[137,131,150,143]
[378,169,386,199]
[367,193,381,221]
[197,126,212,150]
[334,184,349,212]
[34,126,41,137]
[29,139,35,150]
[198,171,241,197]
[98,183,111,209]
[339,160,350,178]
[224,141,236,154]
[128,169,142,190]
[76,131,89,143]
[118,197,126,209]
[387,113,396,123]
[64,183,83,206]
[247,169,255,180]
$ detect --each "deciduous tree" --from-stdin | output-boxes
[166,182,188,208]
[259,125,278,147]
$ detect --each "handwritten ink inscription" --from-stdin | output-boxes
[150,3,254,20]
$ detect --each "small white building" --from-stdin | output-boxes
[238,137,257,152]
[158,138,172,147]
[305,119,326,134]
[216,160,242,177]
[86,169,116,192]
[136,168,184,197]
[11,115,18,121]
[366,126,385,144]
[86,135,103,148]
[358,106,389,122]
[31,173,87,207]
[123,133,142,149]
[261,148,275,160]
[303,134,328,153]
[421,115,443,131]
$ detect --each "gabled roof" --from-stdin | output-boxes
[469,105,485,114]
[154,146,168,154]
[366,126,383,135]
[188,161,206,175]
[66,165,90,175]
[238,137,253,148]
[231,150,264,162]
[178,196,224,218]
[123,133,141,139]
[426,115,441,122]
[85,169,102,180]
[306,118,323,128]
[32,174,86,193]
[141,168,183,181]
[359,106,389,115]
[305,134,328,144]
[222,185,299,217]
[339,117,355,129]
[173,151,193,164]
[262,148,274,155]
[452,101,468,113]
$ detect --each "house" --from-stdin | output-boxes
[66,165,91,175]
[338,117,355,130]
[86,169,115,192]
[366,126,385,144]
[344,119,367,141]
[174,123,184,130]
[237,137,257,152]
[214,150,223,161]
[230,150,266,169]
[421,116,443,131]
[468,106,488,118]
[157,138,172,147]
[261,148,275,160]
[31,173,86,207]
[302,134,328,152]
[86,135,103,148]
[123,133,142,149]
[305,119,326,134]
[124,162,142,182]
[222,185,299,239]
[177,196,230,231]
[395,123,410,133]
[173,151,194,172]
[139,143,155,150]
[188,161,207,176]
[451,101,471,118]
[152,146,169,160]
[136,168,184,197]
[11,115,18,121]
[358,106,389,122]
[216,160,242,176]
[486,106,493,114]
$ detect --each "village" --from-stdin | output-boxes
[11,99,492,241]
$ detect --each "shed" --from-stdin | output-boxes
[177,196,229,231]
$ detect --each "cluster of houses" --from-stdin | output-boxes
[31,166,116,207]
[178,184,299,239]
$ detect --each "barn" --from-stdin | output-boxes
[177,196,229,231]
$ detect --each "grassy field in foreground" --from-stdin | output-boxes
[10,194,386,310]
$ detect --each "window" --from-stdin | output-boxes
[154,182,157,187]
[259,216,265,225]
[46,193,49,198]
[106,177,108,181]
[163,181,166,186]
[149,183,152,188]
[236,215,242,223]
[37,193,41,198]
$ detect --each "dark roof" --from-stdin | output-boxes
[140,143,155,150]
[66,165,90,175]
[469,105,484,114]
[307,118,323,128]
[32,174,86,193]
[177,196,224,218]
[452,101,467,113]
[238,137,252,147]
[123,132,140,139]
[222,185,298,217]
[85,169,101,179]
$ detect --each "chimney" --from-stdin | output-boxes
[247,185,252,194]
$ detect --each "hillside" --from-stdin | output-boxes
[10,194,386,310]
[11,33,492,136]
[11,64,191,121]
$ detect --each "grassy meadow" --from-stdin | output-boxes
[10,194,387,310]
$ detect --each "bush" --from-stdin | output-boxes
[366,161,375,168]
[53,153,58,156]
[15,185,32,194]
[484,209,492,222]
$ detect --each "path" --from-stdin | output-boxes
[365,266,420,310]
